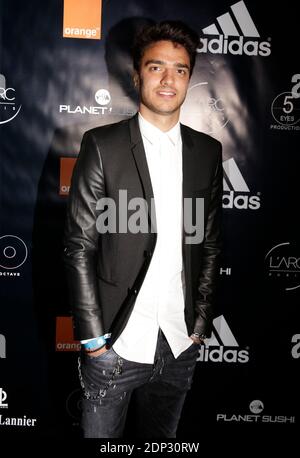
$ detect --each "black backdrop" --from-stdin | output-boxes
[0,0,299,445]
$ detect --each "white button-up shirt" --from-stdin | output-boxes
[112,113,193,363]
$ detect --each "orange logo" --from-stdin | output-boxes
[63,0,102,40]
[60,157,77,196]
[56,316,80,351]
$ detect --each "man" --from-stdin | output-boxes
[63,20,222,438]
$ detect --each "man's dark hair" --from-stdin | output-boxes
[132,20,199,77]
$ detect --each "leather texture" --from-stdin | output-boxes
[63,113,222,343]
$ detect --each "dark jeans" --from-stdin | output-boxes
[78,329,199,438]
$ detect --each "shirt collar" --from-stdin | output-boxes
[138,112,181,147]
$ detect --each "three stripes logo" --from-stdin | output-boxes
[222,158,261,210]
[198,315,250,363]
[198,1,271,57]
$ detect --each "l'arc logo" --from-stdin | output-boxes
[0,74,22,125]
[63,0,102,40]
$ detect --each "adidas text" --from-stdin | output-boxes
[198,345,249,363]
[223,191,261,210]
[197,36,271,57]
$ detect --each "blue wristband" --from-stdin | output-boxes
[83,336,106,350]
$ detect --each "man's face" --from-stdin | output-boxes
[136,40,191,118]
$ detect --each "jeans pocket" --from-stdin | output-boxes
[78,353,124,405]
[84,347,113,361]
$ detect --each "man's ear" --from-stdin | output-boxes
[133,71,140,88]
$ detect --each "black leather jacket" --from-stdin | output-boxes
[63,114,222,344]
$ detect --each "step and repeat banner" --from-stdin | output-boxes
[0,0,299,439]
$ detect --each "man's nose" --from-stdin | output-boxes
[160,68,175,86]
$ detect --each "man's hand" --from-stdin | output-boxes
[84,345,108,358]
[190,334,205,344]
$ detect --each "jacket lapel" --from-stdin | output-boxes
[181,124,195,290]
[128,116,196,239]
[129,114,156,232]
[181,124,195,199]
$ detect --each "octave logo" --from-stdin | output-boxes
[0,74,22,125]
[222,158,261,210]
[0,235,28,276]
[197,315,250,363]
[198,1,271,57]
[63,0,102,40]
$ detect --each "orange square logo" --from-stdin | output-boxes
[60,157,77,196]
[63,0,102,40]
[56,316,80,351]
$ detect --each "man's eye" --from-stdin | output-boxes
[150,66,161,71]
[177,69,187,75]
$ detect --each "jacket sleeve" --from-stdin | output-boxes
[63,131,105,340]
[193,143,223,338]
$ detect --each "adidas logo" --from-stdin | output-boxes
[198,1,271,57]
[198,315,250,363]
[222,158,261,210]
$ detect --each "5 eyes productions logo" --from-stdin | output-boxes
[0,74,22,125]
[0,235,28,277]
[198,0,271,57]
[270,74,300,131]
